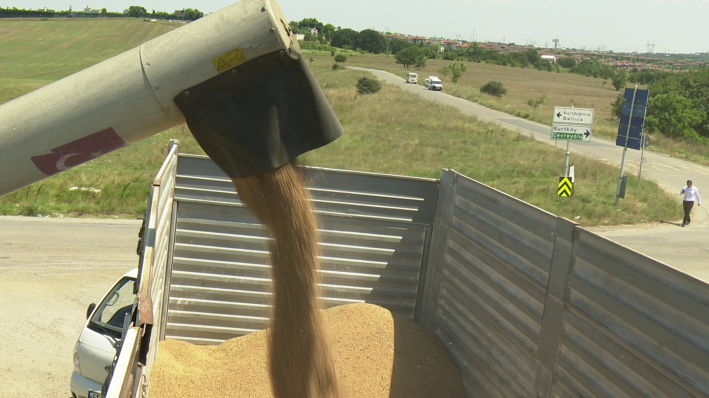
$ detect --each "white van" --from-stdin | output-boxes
[70,268,138,398]
[425,76,443,91]
[405,72,418,84]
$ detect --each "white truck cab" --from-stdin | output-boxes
[405,72,418,84]
[424,76,443,91]
[70,268,137,398]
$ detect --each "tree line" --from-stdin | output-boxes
[0,6,203,20]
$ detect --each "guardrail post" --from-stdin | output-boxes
[532,217,577,398]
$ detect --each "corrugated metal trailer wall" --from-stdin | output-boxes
[152,153,709,397]
[162,154,439,344]
[420,169,709,398]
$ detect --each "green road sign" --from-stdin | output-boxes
[551,124,593,142]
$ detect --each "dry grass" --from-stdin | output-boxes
[0,20,682,225]
[346,55,709,165]
[300,59,680,226]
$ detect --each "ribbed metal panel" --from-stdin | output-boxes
[423,170,557,398]
[164,154,438,344]
[552,228,709,398]
[174,154,439,223]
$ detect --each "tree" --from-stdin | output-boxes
[331,28,358,49]
[534,60,553,71]
[438,65,451,80]
[395,46,424,69]
[450,62,467,83]
[612,70,628,91]
[127,5,147,16]
[440,61,467,83]
[558,57,577,69]
[650,68,709,137]
[389,38,413,55]
[355,29,386,54]
[322,23,335,42]
[184,8,203,20]
[645,93,705,140]
[100,7,107,14]
[524,49,541,65]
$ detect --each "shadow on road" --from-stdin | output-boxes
[659,220,684,227]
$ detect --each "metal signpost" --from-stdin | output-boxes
[614,86,649,205]
[638,134,651,185]
[551,107,594,200]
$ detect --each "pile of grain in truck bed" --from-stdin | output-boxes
[150,303,466,398]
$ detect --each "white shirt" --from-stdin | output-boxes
[681,186,701,204]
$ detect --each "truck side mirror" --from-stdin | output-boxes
[87,303,96,320]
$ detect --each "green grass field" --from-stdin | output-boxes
[0,18,180,103]
[346,55,709,165]
[0,19,681,225]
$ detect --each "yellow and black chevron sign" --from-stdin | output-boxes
[558,177,573,197]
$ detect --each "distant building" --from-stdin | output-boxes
[541,54,557,63]
[83,6,101,13]
[441,40,459,49]
[40,7,55,12]
[174,9,185,17]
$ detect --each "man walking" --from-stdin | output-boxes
[680,180,701,226]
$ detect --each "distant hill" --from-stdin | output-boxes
[0,18,180,103]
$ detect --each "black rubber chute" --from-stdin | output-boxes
[174,50,342,179]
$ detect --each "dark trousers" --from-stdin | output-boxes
[683,200,694,224]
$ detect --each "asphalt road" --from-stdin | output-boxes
[350,66,709,281]
[0,216,141,398]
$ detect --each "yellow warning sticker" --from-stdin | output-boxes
[211,48,247,73]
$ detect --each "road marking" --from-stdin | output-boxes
[690,167,709,175]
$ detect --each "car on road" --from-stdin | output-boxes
[425,76,443,91]
[405,72,418,84]
[71,268,137,398]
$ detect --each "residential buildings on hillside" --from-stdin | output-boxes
[381,31,706,71]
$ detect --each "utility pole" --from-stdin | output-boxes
[553,37,559,54]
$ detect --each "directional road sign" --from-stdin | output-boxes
[558,177,573,197]
[551,124,592,141]
[616,88,649,151]
[616,134,642,150]
[553,107,594,126]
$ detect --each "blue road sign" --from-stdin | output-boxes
[621,104,647,117]
[617,125,642,140]
[616,135,642,150]
[623,88,649,106]
[616,88,649,151]
[620,115,645,128]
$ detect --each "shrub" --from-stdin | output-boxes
[332,63,344,71]
[527,94,547,109]
[356,77,382,95]
[334,54,347,63]
[480,81,507,97]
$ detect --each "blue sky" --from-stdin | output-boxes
[10,0,709,54]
